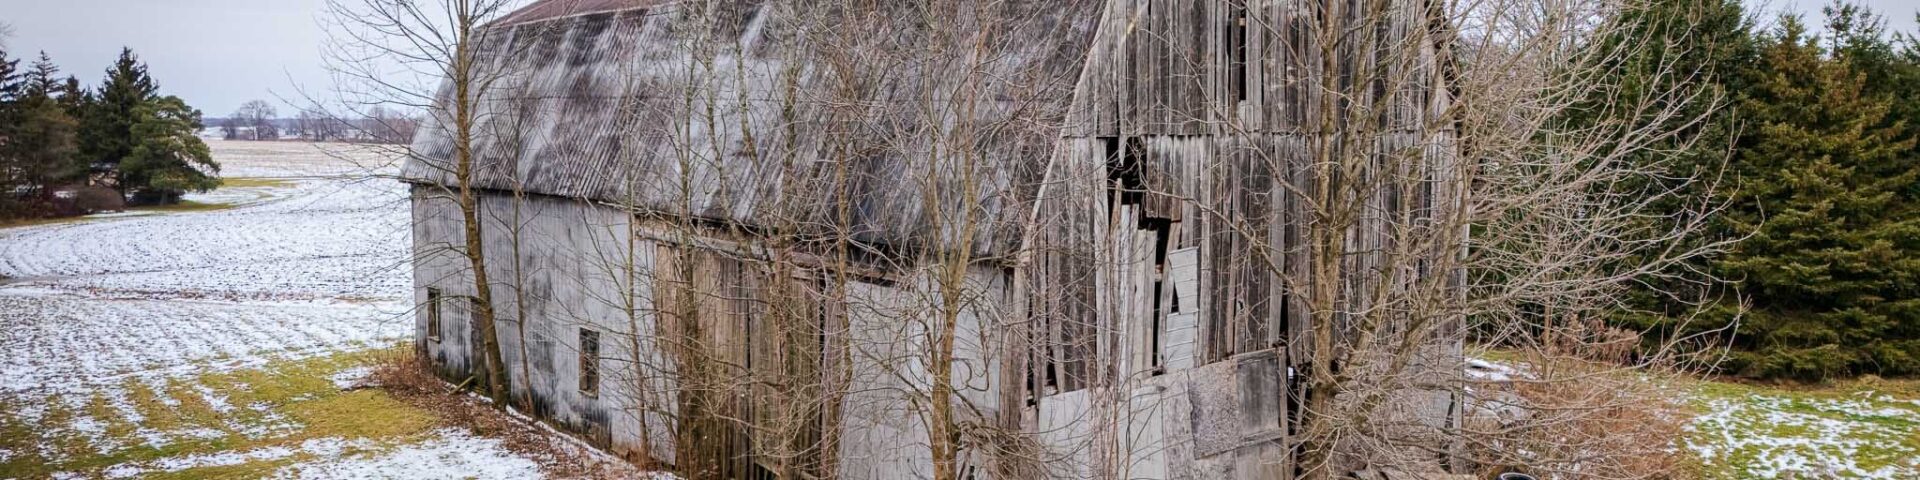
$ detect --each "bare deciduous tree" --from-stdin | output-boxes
[324,0,529,407]
[363,105,420,145]
[233,99,279,140]
[294,107,344,142]
[1230,0,1740,476]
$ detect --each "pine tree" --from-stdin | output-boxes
[10,52,83,194]
[0,47,27,215]
[56,75,86,116]
[1825,2,1920,141]
[1720,15,1920,380]
[1585,0,1758,344]
[0,48,19,101]
[24,52,60,98]
[77,48,158,193]
[120,96,217,204]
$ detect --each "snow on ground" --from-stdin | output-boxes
[195,141,401,178]
[0,296,402,395]
[0,158,409,302]
[1685,387,1920,478]
[88,430,541,480]
[265,430,543,479]
[0,141,563,478]
[0,140,411,394]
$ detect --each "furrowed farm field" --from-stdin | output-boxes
[0,141,613,479]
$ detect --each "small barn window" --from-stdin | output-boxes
[1229,1,1250,103]
[579,328,600,396]
[426,288,443,341]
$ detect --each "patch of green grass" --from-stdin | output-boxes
[0,346,440,478]
[162,378,234,437]
[146,455,308,480]
[218,177,298,189]
[133,200,236,214]
[1684,376,1920,478]
[0,216,86,230]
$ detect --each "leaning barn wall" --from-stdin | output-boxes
[1019,0,1463,477]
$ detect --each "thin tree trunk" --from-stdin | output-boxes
[451,3,509,406]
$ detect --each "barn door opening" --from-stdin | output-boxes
[655,245,828,480]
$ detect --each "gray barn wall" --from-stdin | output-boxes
[836,266,1012,478]
[412,186,1019,477]
[412,188,668,460]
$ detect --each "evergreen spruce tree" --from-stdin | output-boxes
[1582,0,1757,345]
[120,96,217,204]
[0,47,26,215]
[1720,15,1920,380]
[0,48,19,101]
[1824,2,1920,141]
[77,48,158,194]
[10,52,83,194]
[56,75,87,117]
[24,52,59,98]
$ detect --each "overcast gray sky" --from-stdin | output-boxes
[1759,0,1920,34]
[2,0,333,116]
[1,0,1917,118]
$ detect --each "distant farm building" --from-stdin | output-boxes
[403,0,1463,478]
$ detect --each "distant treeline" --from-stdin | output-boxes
[1596,0,1920,381]
[0,47,216,218]
[209,101,417,145]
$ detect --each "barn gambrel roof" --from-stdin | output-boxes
[401,0,1104,257]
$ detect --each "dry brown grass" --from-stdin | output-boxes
[1463,354,1693,479]
[368,351,646,479]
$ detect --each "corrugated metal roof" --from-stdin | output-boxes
[493,0,660,27]
[404,1,1103,257]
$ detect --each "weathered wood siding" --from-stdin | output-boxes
[1025,0,1461,476]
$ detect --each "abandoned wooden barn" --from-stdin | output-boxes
[403,0,1463,478]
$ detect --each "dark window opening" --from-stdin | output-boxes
[1107,137,1149,209]
[579,328,600,396]
[1230,2,1250,103]
[426,288,442,341]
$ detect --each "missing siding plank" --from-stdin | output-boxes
[1167,247,1200,315]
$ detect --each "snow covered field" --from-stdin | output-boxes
[1686,382,1920,478]
[0,141,557,479]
